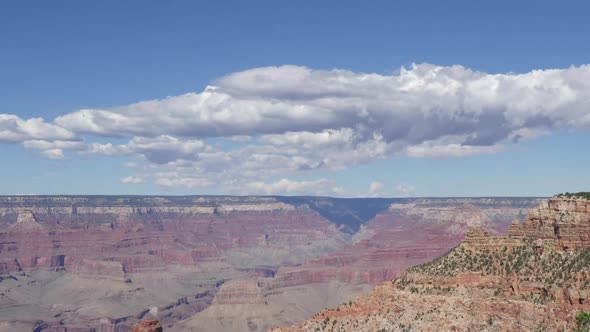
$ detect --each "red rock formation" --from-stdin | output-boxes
[508,196,590,250]
[8,210,45,232]
[270,198,538,287]
[213,280,266,305]
[0,207,344,276]
[273,196,590,332]
[131,319,163,332]
[0,196,541,331]
[67,258,127,281]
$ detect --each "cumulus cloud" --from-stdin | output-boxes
[40,148,65,160]
[22,139,84,150]
[2,63,590,192]
[54,64,590,145]
[368,181,384,197]
[395,184,416,197]
[0,114,75,142]
[87,135,209,164]
[22,139,84,160]
[154,172,213,189]
[120,176,145,184]
[261,129,354,149]
[405,142,503,158]
[243,178,338,195]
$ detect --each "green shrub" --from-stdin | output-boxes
[576,310,590,332]
[556,192,590,200]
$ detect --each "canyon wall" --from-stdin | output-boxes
[509,196,590,250]
[0,195,542,331]
[269,197,541,287]
[274,195,590,332]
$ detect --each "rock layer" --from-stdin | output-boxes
[273,196,590,332]
[270,197,540,287]
[0,195,541,331]
[509,196,590,250]
[132,319,163,332]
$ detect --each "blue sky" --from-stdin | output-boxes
[1,0,589,196]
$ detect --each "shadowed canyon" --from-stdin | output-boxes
[0,195,542,331]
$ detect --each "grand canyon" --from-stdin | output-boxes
[274,194,590,332]
[3,2,589,330]
[0,195,541,331]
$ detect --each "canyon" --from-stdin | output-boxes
[0,195,541,331]
[273,194,590,332]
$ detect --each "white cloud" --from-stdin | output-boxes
[123,162,138,168]
[243,178,337,195]
[228,135,253,142]
[405,142,503,158]
[154,172,212,189]
[120,176,145,184]
[395,184,416,197]
[87,135,209,164]
[0,114,75,143]
[23,139,84,150]
[3,63,590,191]
[54,64,590,145]
[261,129,354,149]
[22,139,84,160]
[368,181,384,197]
[40,148,65,160]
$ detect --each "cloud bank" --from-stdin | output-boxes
[2,63,590,194]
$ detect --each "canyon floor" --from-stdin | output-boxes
[0,195,541,331]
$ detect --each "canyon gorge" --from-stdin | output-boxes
[273,194,590,332]
[0,195,542,331]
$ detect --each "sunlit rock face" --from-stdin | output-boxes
[509,196,590,250]
[0,195,541,331]
[131,319,163,332]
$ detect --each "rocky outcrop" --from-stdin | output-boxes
[8,210,45,231]
[132,319,163,332]
[67,258,128,281]
[509,196,590,250]
[212,280,266,305]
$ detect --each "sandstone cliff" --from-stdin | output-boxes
[509,196,590,250]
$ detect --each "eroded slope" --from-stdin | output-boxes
[272,195,590,332]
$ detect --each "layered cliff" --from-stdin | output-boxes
[132,319,163,332]
[0,196,347,276]
[269,197,541,287]
[273,195,590,332]
[0,196,350,331]
[0,195,541,331]
[509,195,590,250]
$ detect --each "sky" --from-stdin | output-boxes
[1,0,590,197]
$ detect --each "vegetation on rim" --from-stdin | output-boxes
[396,237,590,305]
[556,192,590,200]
